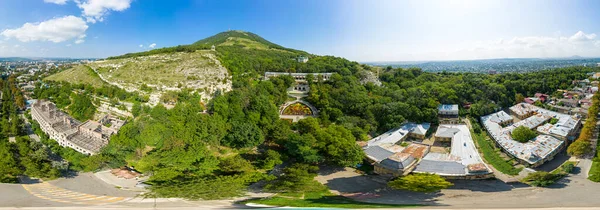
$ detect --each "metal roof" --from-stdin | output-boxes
[364,146,395,163]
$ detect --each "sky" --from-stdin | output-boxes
[1,0,600,62]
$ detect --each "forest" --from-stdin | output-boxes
[0,75,60,183]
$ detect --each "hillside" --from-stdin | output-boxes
[47,30,364,106]
[45,65,107,88]
[89,50,231,105]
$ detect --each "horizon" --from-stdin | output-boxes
[2,0,600,61]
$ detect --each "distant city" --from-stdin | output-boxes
[366,57,600,73]
[0,57,95,75]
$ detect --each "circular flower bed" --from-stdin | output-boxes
[282,103,313,116]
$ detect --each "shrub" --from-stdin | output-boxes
[523,171,560,187]
[388,173,453,193]
[561,162,575,174]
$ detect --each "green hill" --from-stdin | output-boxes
[193,31,284,49]
[108,30,305,60]
[45,65,107,88]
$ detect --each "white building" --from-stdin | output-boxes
[438,104,460,124]
[297,56,309,63]
[414,124,491,179]
[481,103,581,167]
[31,100,124,155]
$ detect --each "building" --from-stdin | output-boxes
[264,72,333,94]
[481,103,581,167]
[534,93,549,103]
[363,122,431,176]
[524,97,540,104]
[438,104,459,124]
[296,56,309,63]
[31,100,125,155]
[414,124,492,179]
[558,98,578,108]
[434,125,461,142]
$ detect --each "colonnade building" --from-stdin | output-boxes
[31,100,125,155]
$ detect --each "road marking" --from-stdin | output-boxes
[21,182,128,205]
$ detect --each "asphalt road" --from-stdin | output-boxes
[2,165,600,209]
[318,164,600,209]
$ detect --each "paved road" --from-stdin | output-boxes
[2,167,600,209]
[317,166,600,209]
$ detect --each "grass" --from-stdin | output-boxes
[589,134,600,182]
[472,131,523,176]
[240,191,421,209]
[551,161,577,175]
[45,65,107,88]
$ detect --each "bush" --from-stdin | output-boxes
[523,171,560,187]
[511,126,537,143]
[388,173,453,193]
[561,162,575,174]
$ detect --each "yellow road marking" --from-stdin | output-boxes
[21,182,128,205]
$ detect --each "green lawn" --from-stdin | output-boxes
[240,191,421,209]
[589,136,600,182]
[472,131,523,176]
[589,160,600,182]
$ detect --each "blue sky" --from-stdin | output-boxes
[1,0,600,61]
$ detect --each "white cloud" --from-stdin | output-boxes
[440,31,600,60]
[568,31,597,42]
[149,43,156,48]
[1,16,88,43]
[75,39,85,44]
[139,44,143,48]
[76,0,132,23]
[44,0,68,5]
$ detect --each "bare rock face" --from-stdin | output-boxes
[358,70,382,86]
[89,50,232,106]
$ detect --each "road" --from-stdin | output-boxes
[317,165,600,209]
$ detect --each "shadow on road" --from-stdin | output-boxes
[449,179,529,192]
[18,176,41,184]
[534,151,570,172]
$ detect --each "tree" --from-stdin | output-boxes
[265,163,327,193]
[567,140,591,157]
[515,93,525,103]
[511,126,537,143]
[222,121,264,148]
[522,171,560,187]
[388,173,453,193]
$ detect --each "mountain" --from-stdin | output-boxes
[108,30,305,60]
[48,30,361,105]
[192,30,286,50]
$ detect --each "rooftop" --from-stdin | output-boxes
[438,104,459,112]
[416,124,490,176]
[366,122,431,147]
[481,104,577,165]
